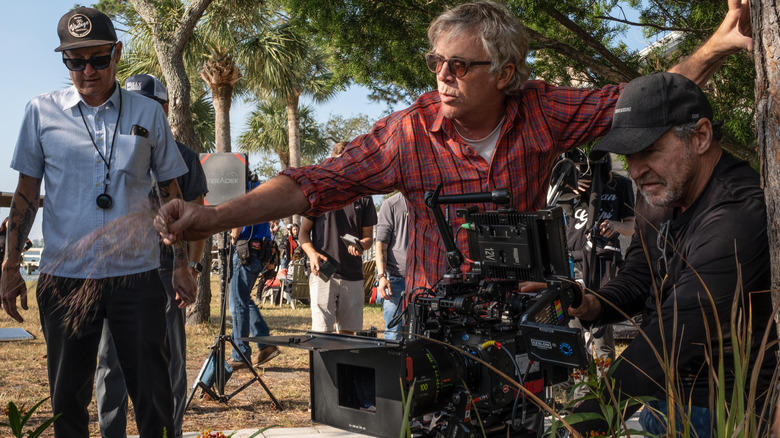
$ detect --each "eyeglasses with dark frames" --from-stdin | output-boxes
[62,44,117,72]
[425,53,491,78]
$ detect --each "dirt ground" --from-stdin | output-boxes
[0,277,385,437]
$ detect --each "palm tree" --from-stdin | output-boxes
[196,1,310,154]
[238,100,329,170]
[245,28,338,169]
[199,49,240,153]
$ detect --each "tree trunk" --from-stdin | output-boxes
[187,238,213,324]
[212,82,234,153]
[287,93,302,226]
[286,93,302,169]
[752,0,780,338]
[200,56,240,153]
[129,0,215,324]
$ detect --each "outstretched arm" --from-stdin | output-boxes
[157,175,309,245]
[669,0,752,87]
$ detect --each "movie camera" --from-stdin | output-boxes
[249,186,587,437]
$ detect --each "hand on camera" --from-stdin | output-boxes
[568,294,601,322]
[517,281,546,293]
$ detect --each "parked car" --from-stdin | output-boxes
[22,248,42,274]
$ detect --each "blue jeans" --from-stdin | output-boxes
[639,400,712,437]
[229,250,269,362]
[382,276,405,341]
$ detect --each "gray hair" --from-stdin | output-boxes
[672,122,698,142]
[428,1,530,95]
[672,120,722,143]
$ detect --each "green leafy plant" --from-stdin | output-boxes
[1,397,60,438]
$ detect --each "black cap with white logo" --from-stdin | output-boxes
[593,72,713,155]
[55,7,117,52]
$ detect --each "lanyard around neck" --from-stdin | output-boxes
[78,88,123,189]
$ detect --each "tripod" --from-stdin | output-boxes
[185,231,282,410]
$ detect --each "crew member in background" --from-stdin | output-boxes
[299,143,377,334]
[280,223,300,269]
[228,176,280,369]
[557,151,635,363]
[374,192,409,341]
[96,74,208,438]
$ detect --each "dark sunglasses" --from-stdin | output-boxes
[425,53,490,78]
[62,44,116,72]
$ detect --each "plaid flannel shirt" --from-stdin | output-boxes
[282,80,624,290]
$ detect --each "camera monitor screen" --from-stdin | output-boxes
[465,207,569,281]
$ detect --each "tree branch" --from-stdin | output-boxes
[594,15,699,33]
[524,26,635,84]
[541,5,638,81]
[177,0,215,50]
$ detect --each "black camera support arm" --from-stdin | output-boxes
[424,184,511,272]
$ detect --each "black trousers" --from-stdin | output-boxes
[37,270,173,438]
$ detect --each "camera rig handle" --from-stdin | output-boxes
[424,184,510,272]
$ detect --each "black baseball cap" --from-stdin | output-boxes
[593,72,713,155]
[125,74,169,104]
[55,7,117,52]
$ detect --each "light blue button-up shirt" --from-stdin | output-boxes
[11,84,187,278]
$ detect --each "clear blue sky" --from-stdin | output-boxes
[0,2,653,240]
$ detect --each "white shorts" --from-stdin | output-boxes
[309,275,364,332]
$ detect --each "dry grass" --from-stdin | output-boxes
[0,277,385,437]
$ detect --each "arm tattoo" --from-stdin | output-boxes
[7,176,40,259]
[157,179,183,202]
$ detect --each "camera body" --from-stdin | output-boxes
[250,191,587,437]
[309,205,586,437]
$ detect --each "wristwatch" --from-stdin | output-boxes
[376,272,386,279]
[189,261,203,274]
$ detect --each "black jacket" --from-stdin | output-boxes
[577,152,777,426]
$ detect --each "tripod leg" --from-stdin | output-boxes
[223,335,283,410]
[185,341,219,409]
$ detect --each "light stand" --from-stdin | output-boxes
[185,231,282,410]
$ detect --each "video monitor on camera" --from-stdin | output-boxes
[464,207,569,282]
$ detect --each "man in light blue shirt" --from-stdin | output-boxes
[0,7,194,438]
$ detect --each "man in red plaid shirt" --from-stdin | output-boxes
[157,1,753,292]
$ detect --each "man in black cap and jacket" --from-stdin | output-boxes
[1,7,194,437]
[96,74,208,438]
[566,72,777,436]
